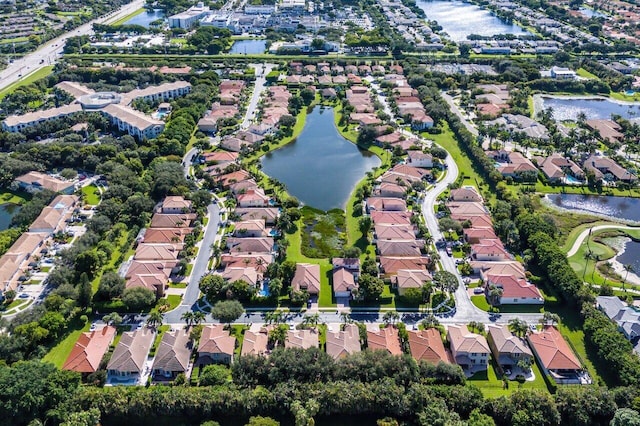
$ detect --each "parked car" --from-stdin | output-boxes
[446,247,453,257]
[473,287,484,294]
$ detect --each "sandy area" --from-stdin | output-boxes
[602,236,640,286]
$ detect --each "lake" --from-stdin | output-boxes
[261,107,381,211]
[547,193,640,222]
[416,0,530,41]
[537,96,640,121]
[229,39,266,54]
[0,203,20,230]
[617,239,640,276]
[124,9,165,28]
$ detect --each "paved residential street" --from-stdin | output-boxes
[240,63,275,129]
[441,92,478,137]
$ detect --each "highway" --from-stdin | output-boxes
[0,0,146,93]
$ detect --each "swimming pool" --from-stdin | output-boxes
[258,281,270,297]
[565,175,582,184]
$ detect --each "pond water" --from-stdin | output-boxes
[547,193,640,222]
[0,203,19,230]
[124,9,165,28]
[229,39,266,54]
[261,107,381,211]
[538,96,640,121]
[578,7,606,18]
[617,239,640,276]
[416,0,530,41]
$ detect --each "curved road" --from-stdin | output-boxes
[566,224,639,258]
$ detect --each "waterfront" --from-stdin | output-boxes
[416,0,530,41]
[0,203,19,230]
[536,95,640,121]
[229,39,266,54]
[260,107,381,211]
[124,9,165,27]
[547,193,640,222]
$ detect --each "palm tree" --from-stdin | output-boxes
[623,264,634,292]
[508,318,528,338]
[181,311,196,327]
[583,249,594,280]
[340,312,351,325]
[488,285,503,306]
[540,312,560,326]
[382,311,399,326]
[147,310,164,329]
[192,311,206,325]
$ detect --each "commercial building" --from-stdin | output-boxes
[169,3,211,28]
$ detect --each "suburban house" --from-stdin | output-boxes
[377,239,424,257]
[326,324,361,359]
[393,269,432,296]
[236,189,270,207]
[161,196,192,214]
[374,224,416,241]
[152,329,192,380]
[408,329,453,364]
[596,296,640,352]
[15,171,75,194]
[527,326,589,384]
[447,325,490,374]
[367,327,402,355]
[484,274,544,305]
[375,182,406,198]
[292,263,321,296]
[406,151,433,168]
[533,153,584,183]
[331,257,360,272]
[235,207,280,225]
[221,267,260,288]
[365,197,407,212]
[379,256,429,276]
[197,325,237,365]
[486,325,533,371]
[463,227,498,244]
[233,219,267,238]
[471,239,512,261]
[550,66,577,79]
[63,326,116,373]
[226,237,274,254]
[332,267,358,298]
[285,329,319,350]
[583,155,637,183]
[449,187,482,202]
[107,328,155,382]
[585,119,624,143]
[241,329,270,357]
[29,195,78,234]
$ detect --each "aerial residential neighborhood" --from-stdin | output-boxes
[2,0,640,424]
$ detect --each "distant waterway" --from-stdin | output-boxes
[416,0,530,41]
[260,107,381,211]
[124,9,165,28]
[229,39,266,54]
[547,193,640,223]
[0,203,19,230]
[535,95,640,121]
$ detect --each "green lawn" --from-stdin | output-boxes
[109,7,145,26]
[149,325,170,357]
[576,68,598,79]
[0,66,54,100]
[0,37,28,45]
[468,357,549,398]
[471,295,491,311]
[158,294,181,312]
[0,189,28,205]
[533,181,640,198]
[91,231,131,293]
[81,184,101,205]
[230,325,248,358]
[43,317,91,368]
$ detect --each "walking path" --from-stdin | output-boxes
[566,224,638,257]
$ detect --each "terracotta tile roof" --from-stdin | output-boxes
[332,267,357,293]
[198,325,236,358]
[527,326,581,371]
[326,324,361,359]
[152,329,192,374]
[221,267,259,286]
[370,211,412,225]
[377,239,424,256]
[292,263,321,295]
[16,171,75,193]
[107,328,155,373]
[395,269,432,290]
[241,329,269,357]
[63,326,116,373]
[374,224,415,241]
[367,327,402,355]
[285,329,319,350]
[380,256,429,274]
[450,187,482,202]
[487,325,532,358]
[408,329,453,364]
[447,325,490,355]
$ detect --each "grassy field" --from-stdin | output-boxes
[471,295,491,311]
[469,358,549,398]
[576,68,598,79]
[81,184,101,205]
[43,317,91,368]
[109,8,145,26]
[533,181,640,198]
[0,66,54,100]
[159,294,182,312]
[0,37,28,45]
[0,189,29,205]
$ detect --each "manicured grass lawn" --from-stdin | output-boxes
[576,68,598,79]
[469,358,549,398]
[230,325,248,358]
[159,294,181,312]
[471,295,490,311]
[0,190,29,205]
[0,36,28,45]
[81,184,101,205]
[169,282,188,288]
[533,181,640,198]
[43,317,91,368]
[109,7,145,26]
[0,66,54,100]
[170,38,188,45]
